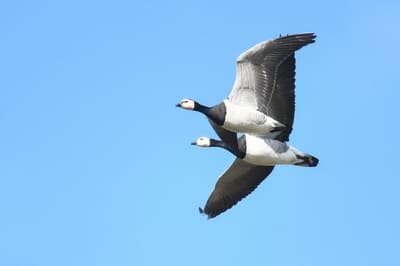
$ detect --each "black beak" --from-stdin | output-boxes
[176,103,181,107]
[191,141,197,145]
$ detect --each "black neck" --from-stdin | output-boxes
[194,101,225,126]
[210,139,245,159]
[193,102,210,113]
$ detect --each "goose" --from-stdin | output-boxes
[192,135,318,218]
[192,135,318,167]
[177,33,316,143]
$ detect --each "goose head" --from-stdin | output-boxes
[176,99,196,110]
[191,137,211,147]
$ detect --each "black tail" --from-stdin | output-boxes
[295,154,319,167]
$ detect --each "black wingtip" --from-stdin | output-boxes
[199,207,213,219]
[278,32,316,42]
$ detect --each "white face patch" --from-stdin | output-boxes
[195,137,211,147]
[178,99,195,110]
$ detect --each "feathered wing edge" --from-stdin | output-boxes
[200,159,274,219]
[228,33,315,140]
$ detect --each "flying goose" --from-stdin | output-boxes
[177,33,316,144]
[192,135,318,218]
[193,135,318,167]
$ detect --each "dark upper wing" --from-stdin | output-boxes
[269,54,295,141]
[228,33,315,135]
[200,159,274,219]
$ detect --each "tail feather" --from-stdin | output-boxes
[295,154,319,167]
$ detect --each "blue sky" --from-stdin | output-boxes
[1,0,399,265]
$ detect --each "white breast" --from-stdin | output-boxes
[243,135,300,166]
[223,100,281,134]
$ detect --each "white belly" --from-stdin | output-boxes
[223,100,283,134]
[243,135,300,166]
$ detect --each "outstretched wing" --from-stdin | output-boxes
[200,159,274,219]
[269,54,295,141]
[228,33,315,136]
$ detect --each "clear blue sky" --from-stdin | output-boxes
[1,0,399,265]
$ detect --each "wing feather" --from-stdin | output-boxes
[228,33,315,134]
[201,159,274,219]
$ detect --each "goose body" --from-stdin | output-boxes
[194,135,318,167]
[224,100,285,135]
[177,99,284,137]
[177,33,316,142]
[242,134,318,166]
[222,100,283,136]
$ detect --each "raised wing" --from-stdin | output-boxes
[269,54,295,141]
[200,159,274,219]
[228,33,315,134]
